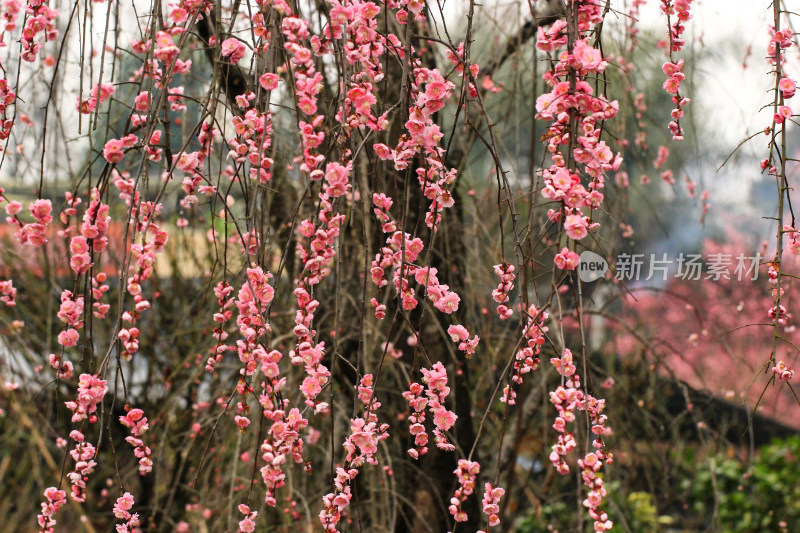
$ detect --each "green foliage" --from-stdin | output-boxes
[513,437,800,532]
[683,436,800,532]
[622,491,663,532]
[515,499,573,533]
[513,490,669,533]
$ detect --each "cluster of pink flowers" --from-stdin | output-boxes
[535,5,621,254]
[56,327,79,348]
[320,375,389,531]
[103,134,138,164]
[237,504,258,533]
[340,81,383,130]
[67,190,112,275]
[206,281,234,372]
[370,231,464,318]
[146,29,192,80]
[344,375,389,466]
[124,18,191,132]
[537,19,568,52]
[548,351,580,475]
[369,192,452,316]
[501,305,547,405]
[659,0,693,139]
[0,78,15,143]
[65,373,107,423]
[91,272,110,319]
[20,0,58,62]
[623,0,648,50]
[549,349,613,532]
[117,222,168,359]
[221,37,247,64]
[36,487,67,533]
[67,430,98,502]
[319,467,358,531]
[783,225,800,255]
[478,483,505,531]
[770,27,796,124]
[113,492,140,533]
[227,107,275,183]
[392,0,426,23]
[290,284,331,410]
[779,77,796,100]
[173,128,216,208]
[77,82,115,114]
[654,144,670,171]
[322,1,389,131]
[1,0,21,34]
[167,86,186,112]
[323,162,352,198]
[628,91,649,151]
[127,220,169,296]
[235,267,274,347]
[761,21,798,346]
[230,267,278,433]
[296,206,344,285]
[119,408,153,475]
[0,279,16,306]
[117,325,140,360]
[48,352,73,379]
[578,448,613,532]
[56,290,83,349]
[15,198,53,246]
[370,230,417,295]
[418,266,460,315]
[81,193,111,250]
[373,67,457,230]
[446,324,480,357]
[449,459,480,522]
[68,235,93,274]
[402,361,458,459]
[772,360,794,381]
[284,8,354,411]
[46,375,113,516]
[580,395,613,532]
[768,25,794,66]
[127,28,191,125]
[258,401,308,507]
[326,0,398,75]
[661,60,690,139]
[767,261,791,326]
[445,42,484,98]
[281,12,326,175]
[113,170,136,206]
[371,193,396,234]
[492,264,515,319]
[660,0,694,50]
[554,247,580,270]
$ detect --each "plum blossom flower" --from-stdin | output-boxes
[221,38,247,64]
[554,247,580,270]
[772,360,794,381]
[564,214,589,240]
